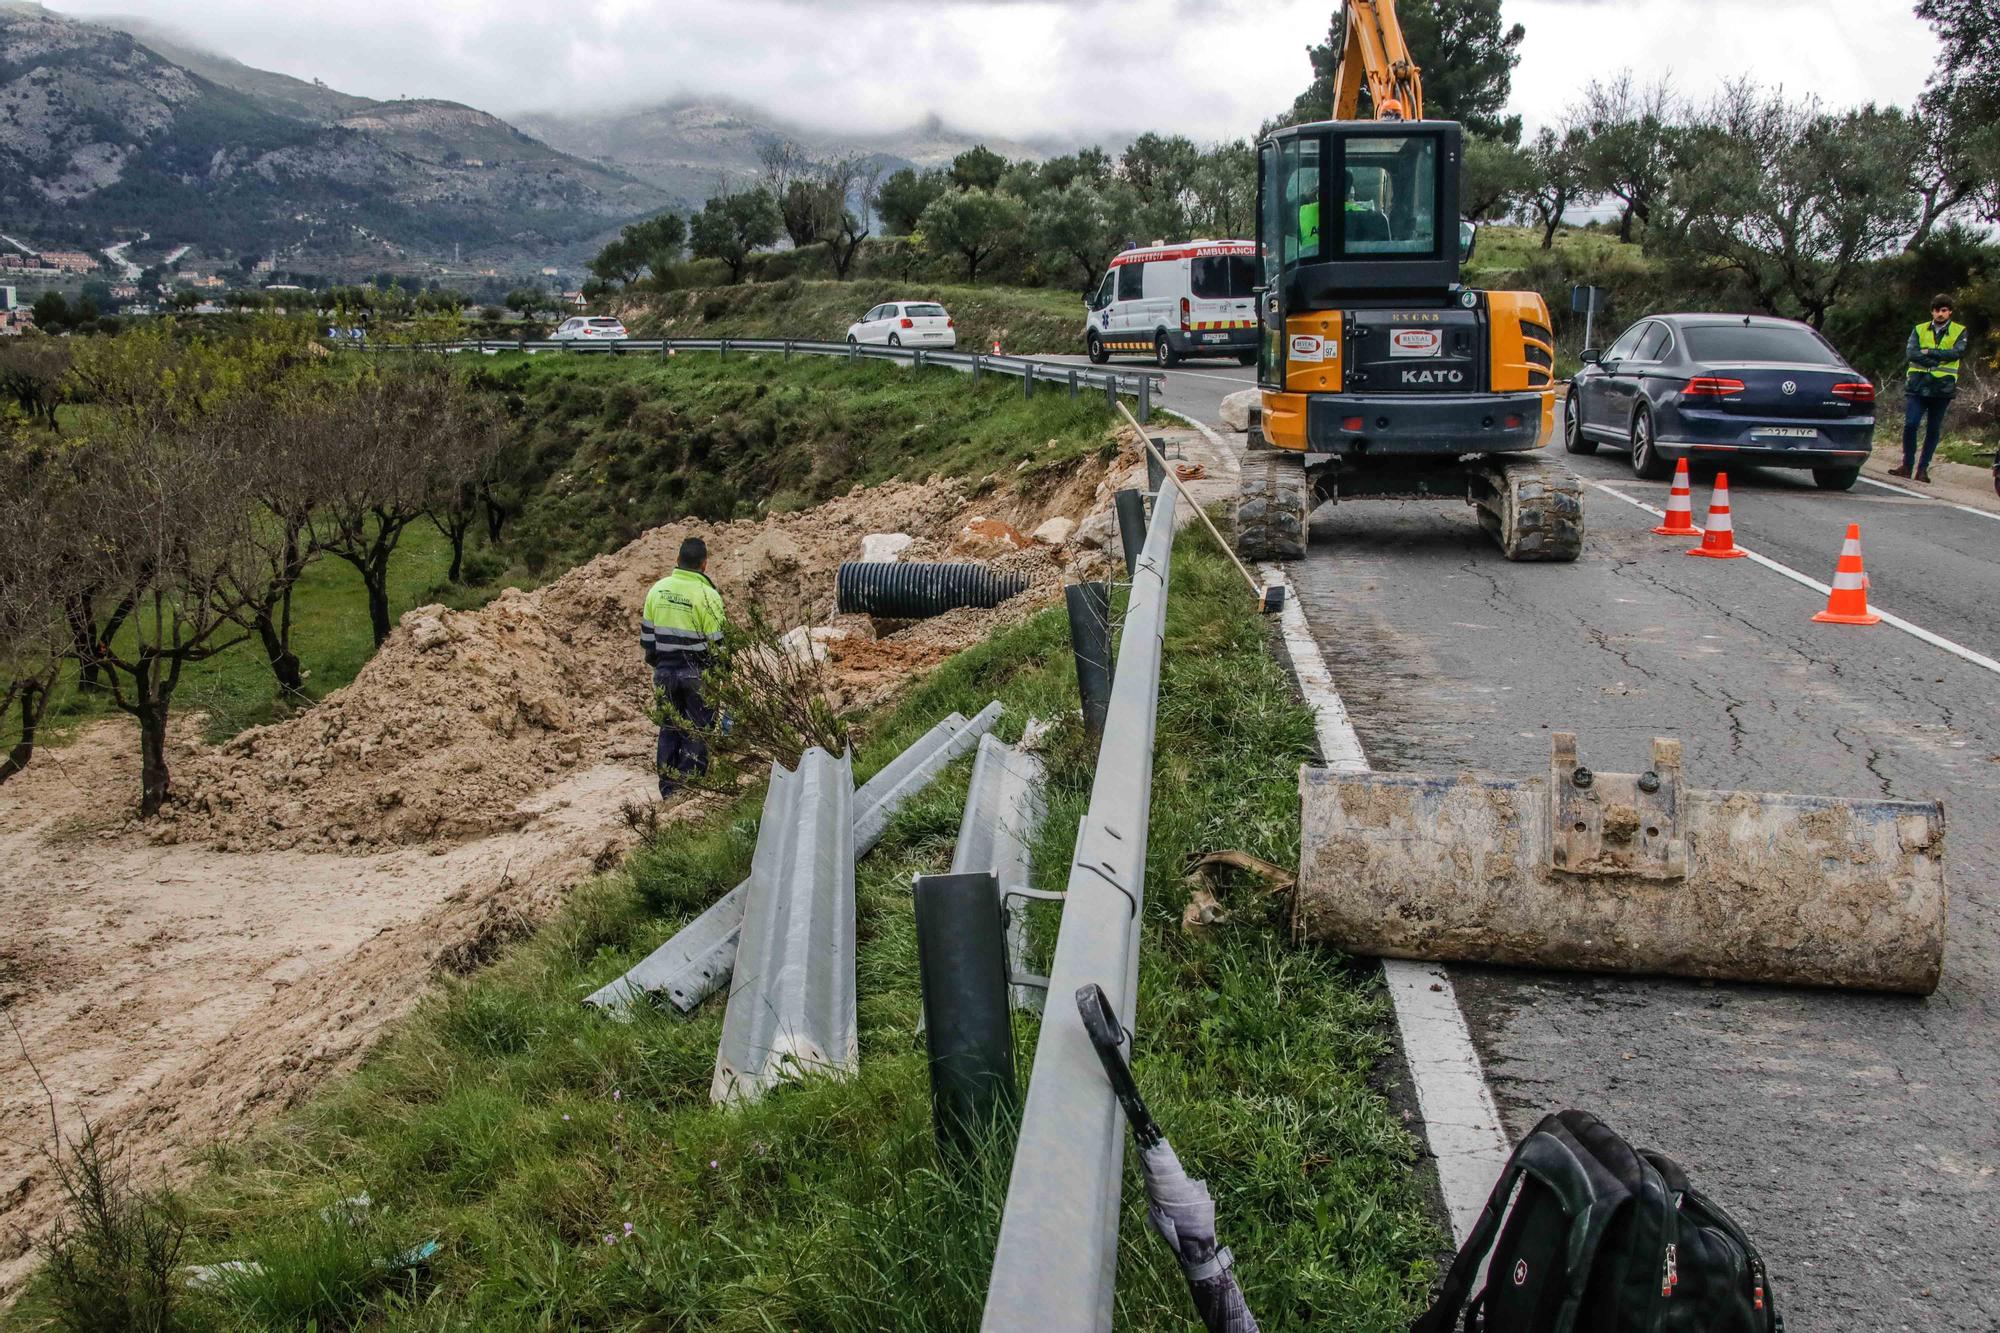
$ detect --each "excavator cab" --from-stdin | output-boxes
[1255,120,1470,394]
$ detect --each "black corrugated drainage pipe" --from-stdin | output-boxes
[837,562,1029,619]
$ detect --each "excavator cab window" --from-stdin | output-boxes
[1338,136,1438,256]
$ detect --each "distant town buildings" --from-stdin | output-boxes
[0,308,34,336]
[37,251,99,274]
[110,284,139,300]
[0,285,14,311]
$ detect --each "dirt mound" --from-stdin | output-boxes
[153,480,974,854]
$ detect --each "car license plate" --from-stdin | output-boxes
[1757,428,1817,438]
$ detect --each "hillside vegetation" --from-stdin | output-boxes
[480,349,1115,572]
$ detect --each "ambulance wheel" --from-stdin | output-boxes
[1087,333,1108,365]
[1154,333,1179,368]
[1237,352,1258,366]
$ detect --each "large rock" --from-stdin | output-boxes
[1219,389,1261,433]
[859,532,915,563]
[1072,509,1121,552]
[1031,516,1076,546]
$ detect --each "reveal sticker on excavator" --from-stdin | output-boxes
[1290,334,1329,362]
[1390,329,1442,357]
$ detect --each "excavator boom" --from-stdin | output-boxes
[1332,0,1424,122]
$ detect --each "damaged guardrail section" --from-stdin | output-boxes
[982,477,1178,1331]
[712,746,857,1104]
[584,703,1002,1015]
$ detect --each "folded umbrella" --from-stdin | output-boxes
[1077,983,1259,1333]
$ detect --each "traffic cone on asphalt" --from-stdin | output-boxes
[1812,524,1881,625]
[1687,473,1747,559]
[1652,458,1703,536]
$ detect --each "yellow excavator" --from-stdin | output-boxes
[1237,0,1579,561]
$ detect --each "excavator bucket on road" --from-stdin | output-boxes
[1297,734,1946,994]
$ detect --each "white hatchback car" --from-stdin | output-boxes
[846,301,956,349]
[550,315,629,348]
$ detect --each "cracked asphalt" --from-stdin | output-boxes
[1132,356,1999,1330]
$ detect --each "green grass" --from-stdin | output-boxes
[8,535,1440,1330]
[623,279,1088,357]
[1463,223,1651,283]
[39,525,518,748]
[479,350,1118,573]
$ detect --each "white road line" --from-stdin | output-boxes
[1161,368,1257,386]
[1587,480,2000,678]
[1260,562,1510,1246]
[1858,474,2000,524]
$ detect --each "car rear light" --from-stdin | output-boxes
[1180,297,1191,333]
[1831,381,1875,405]
[946,317,954,328]
[900,317,913,328]
[1681,376,1746,397]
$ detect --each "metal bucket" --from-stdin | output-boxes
[1297,734,1946,994]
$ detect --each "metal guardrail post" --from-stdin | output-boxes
[1138,377,1152,424]
[1114,489,1149,577]
[1067,369,1079,399]
[711,747,857,1104]
[981,481,1178,1331]
[1023,368,1034,400]
[1065,582,1113,741]
[915,870,1017,1160]
[972,354,983,384]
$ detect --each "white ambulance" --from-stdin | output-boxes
[1082,239,1259,367]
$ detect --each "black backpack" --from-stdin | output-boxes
[1413,1110,1782,1333]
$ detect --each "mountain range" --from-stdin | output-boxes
[0,4,1058,276]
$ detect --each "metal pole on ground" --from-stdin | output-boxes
[1114,489,1149,576]
[1065,582,1114,741]
[1139,377,1153,424]
[915,870,1017,1162]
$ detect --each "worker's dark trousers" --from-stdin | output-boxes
[654,658,714,797]
[1902,392,1952,471]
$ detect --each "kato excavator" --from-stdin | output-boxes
[1236,0,1581,561]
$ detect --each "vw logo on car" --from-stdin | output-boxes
[1782,380,1797,395]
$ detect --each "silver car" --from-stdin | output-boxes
[550,315,630,349]
[846,301,956,349]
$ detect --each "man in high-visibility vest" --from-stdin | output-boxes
[1892,293,1970,484]
[641,536,727,797]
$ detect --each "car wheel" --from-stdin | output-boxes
[847,334,858,346]
[1629,407,1671,480]
[1563,390,1597,454]
[1087,333,1108,365]
[1155,333,1178,368]
[887,333,901,347]
[1813,465,1861,492]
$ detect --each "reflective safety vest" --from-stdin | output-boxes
[1910,320,1966,392]
[641,567,726,668]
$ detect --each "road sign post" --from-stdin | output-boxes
[1571,285,1606,355]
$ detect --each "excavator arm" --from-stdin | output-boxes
[1330,0,1424,122]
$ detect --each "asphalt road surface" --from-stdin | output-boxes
[1148,368,1998,1331]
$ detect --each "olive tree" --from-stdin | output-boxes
[918,187,1028,284]
[689,188,784,284]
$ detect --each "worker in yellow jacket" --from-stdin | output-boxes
[1891,293,1970,484]
[641,537,727,797]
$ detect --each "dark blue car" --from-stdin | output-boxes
[1564,313,1877,490]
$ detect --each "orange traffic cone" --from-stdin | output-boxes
[1812,524,1881,625]
[1687,472,1747,559]
[1652,458,1702,536]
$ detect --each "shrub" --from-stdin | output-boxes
[36,1121,189,1333]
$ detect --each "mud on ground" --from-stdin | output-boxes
[0,431,1185,1297]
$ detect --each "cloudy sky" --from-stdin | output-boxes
[58,0,1940,143]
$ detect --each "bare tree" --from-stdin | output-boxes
[215,390,330,697]
[0,445,82,786]
[424,393,506,585]
[80,423,259,817]
[830,159,884,280]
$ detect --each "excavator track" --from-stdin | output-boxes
[1468,455,1584,562]
[1234,446,1312,561]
